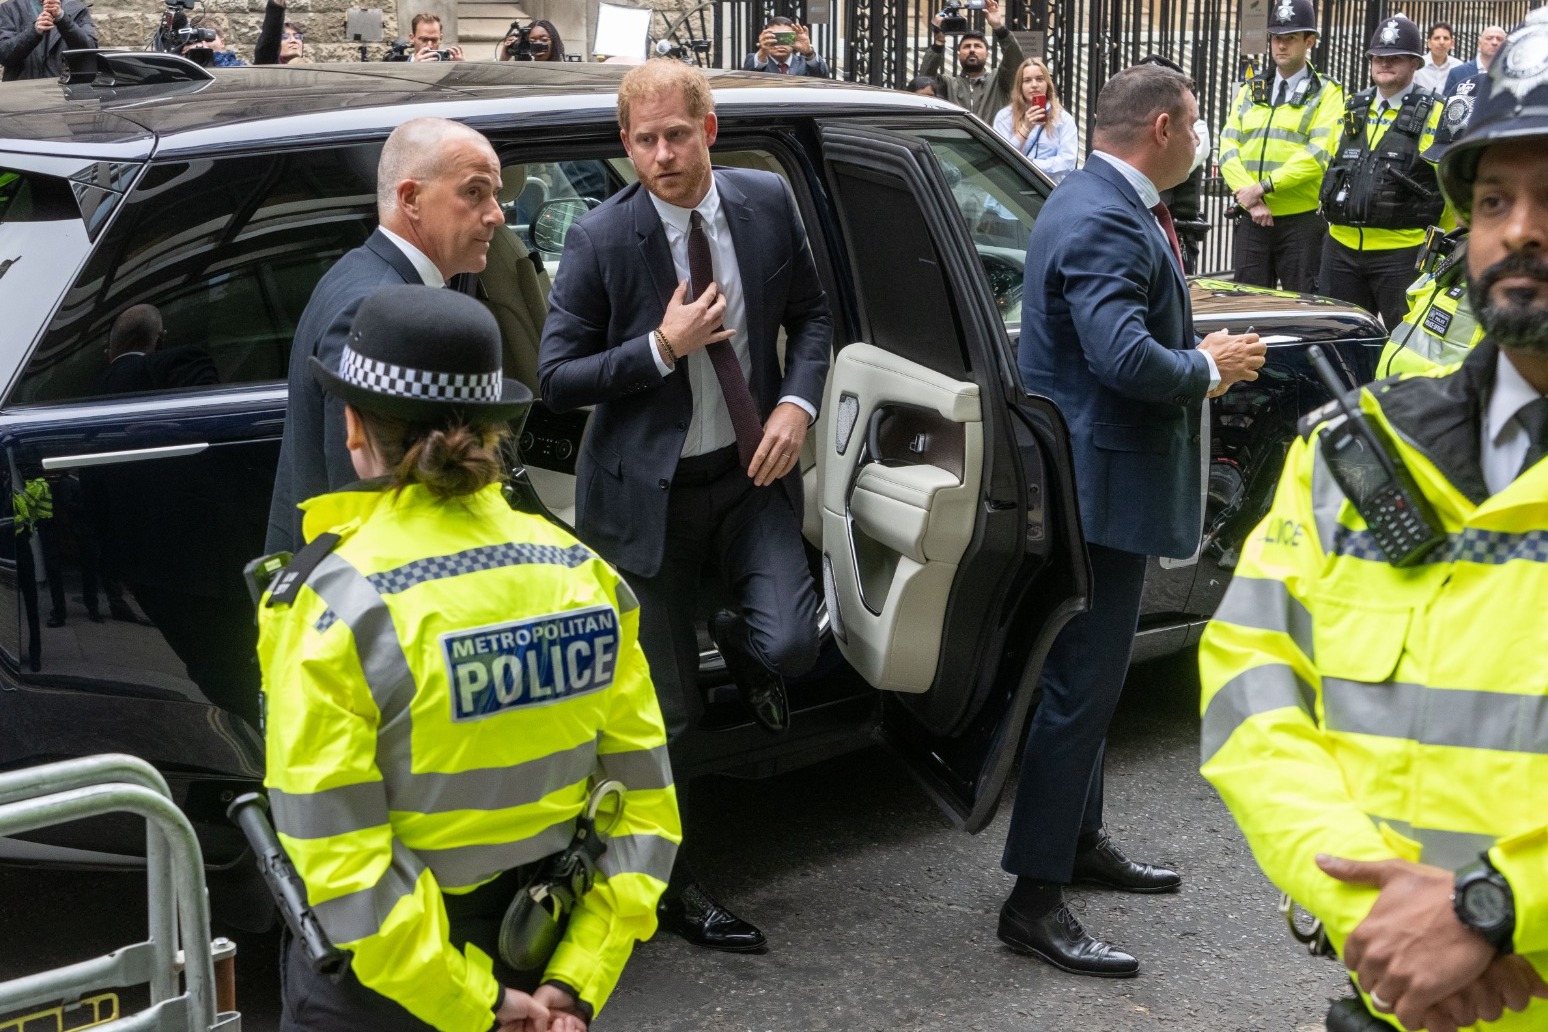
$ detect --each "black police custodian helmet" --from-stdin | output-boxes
[1267,0,1317,36]
[1438,9,1548,216]
[311,285,533,424]
[1367,14,1423,58]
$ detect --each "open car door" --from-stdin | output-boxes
[816,123,1087,832]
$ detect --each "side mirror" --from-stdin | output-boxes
[529,197,596,255]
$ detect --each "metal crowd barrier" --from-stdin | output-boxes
[0,754,239,1032]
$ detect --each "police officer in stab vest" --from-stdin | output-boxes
[1219,0,1344,292]
[1200,12,1548,1030]
[1318,14,1446,330]
[259,286,680,1032]
[1378,75,1490,378]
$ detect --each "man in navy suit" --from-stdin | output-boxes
[266,118,504,552]
[539,59,831,953]
[1003,64,1265,977]
[1442,24,1506,94]
[742,16,829,77]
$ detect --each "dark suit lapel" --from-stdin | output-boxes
[715,171,769,369]
[1086,155,1190,301]
[364,228,424,284]
[630,186,678,312]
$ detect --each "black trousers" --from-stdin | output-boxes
[1318,236,1423,331]
[623,446,820,742]
[280,868,533,1032]
[1232,210,1326,293]
[1001,543,1148,882]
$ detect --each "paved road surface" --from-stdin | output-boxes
[0,653,1350,1030]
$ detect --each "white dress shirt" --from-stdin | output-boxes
[1481,352,1546,496]
[648,182,815,458]
[379,226,444,288]
[1088,151,1220,390]
[1272,65,1311,105]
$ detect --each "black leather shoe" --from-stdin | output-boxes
[709,611,789,734]
[998,899,1139,978]
[659,882,767,953]
[1072,829,1181,894]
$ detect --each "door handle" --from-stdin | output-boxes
[42,442,210,470]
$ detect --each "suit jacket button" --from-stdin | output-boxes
[658,478,669,490]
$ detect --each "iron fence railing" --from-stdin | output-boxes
[663,0,1530,274]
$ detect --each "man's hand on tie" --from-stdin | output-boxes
[659,279,735,363]
[1316,855,1509,1031]
[1420,955,1548,1032]
[1198,329,1264,395]
[749,401,808,487]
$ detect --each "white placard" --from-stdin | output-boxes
[594,3,653,59]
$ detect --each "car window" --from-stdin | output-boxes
[12,145,380,407]
[900,128,1047,331]
[0,166,95,386]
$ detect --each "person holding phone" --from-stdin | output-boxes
[993,58,1080,182]
[742,16,829,77]
[0,0,96,82]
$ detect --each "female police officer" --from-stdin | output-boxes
[259,285,680,1032]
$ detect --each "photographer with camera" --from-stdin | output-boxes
[0,0,97,81]
[498,17,562,61]
[405,12,460,62]
[253,0,305,65]
[742,16,828,77]
[183,13,246,66]
[918,0,1023,122]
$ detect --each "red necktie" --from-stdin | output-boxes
[687,211,764,470]
[777,61,789,73]
[1150,202,1184,271]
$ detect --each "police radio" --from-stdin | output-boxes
[1307,346,1447,567]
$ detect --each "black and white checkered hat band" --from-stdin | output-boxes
[339,344,501,403]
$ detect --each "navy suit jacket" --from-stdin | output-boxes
[741,51,830,77]
[538,168,832,578]
[1017,155,1211,559]
[265,229,421,552]
[1443,61,1478,95]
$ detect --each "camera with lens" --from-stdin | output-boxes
[503,19,539,60]
[384,38,413,61]
[428,47,456,60]
[150,0,217,57]
[936,0,986,35]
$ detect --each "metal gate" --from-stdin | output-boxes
[664,0,1530,274]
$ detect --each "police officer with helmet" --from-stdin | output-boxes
[1219,0,1344,291]
[259,285,681,1032]
[1318,14,1446,329]
[1377,71,1490,378]
[1201,10,1548,1031]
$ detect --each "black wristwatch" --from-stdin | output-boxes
[1453,856,1515,954]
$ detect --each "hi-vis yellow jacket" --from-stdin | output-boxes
[1377,251,1483,378]
[259,480,679,1031]
[1199,342,1547,1029]
[1219,67,1345,217]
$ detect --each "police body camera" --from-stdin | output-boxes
[937,0,986,35]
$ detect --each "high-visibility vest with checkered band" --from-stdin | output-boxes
[1198,341,1548,1030]
[1219,66,1345,217]
[1377,252,1484,377]
[258,481,680,1031]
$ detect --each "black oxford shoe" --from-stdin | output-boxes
[1072,829,1181,894]
[709,611,790,734]
[660,882,768,952]
[998,899,1139,978]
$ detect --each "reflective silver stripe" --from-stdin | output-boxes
[1213,576,1314,660]
[598,833,677,883]
[311,838,425,944]
[415,819,576,888]
[598,744,674,792]
[308,553,418,726]
[387,740,598,814]
[270,782,389,841]
[614,577,640,614]
[1309,444,1346,554]
[1368,816,1497,870]
[1201,664,1315,764]
[1324,678,1548,755]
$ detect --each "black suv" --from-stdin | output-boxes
[0,55,1383,871]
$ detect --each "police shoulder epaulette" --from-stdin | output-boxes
[265,532,343,608]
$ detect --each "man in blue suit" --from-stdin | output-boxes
[266,118,505,552]
[742,17,829,77]
[539,59,831,953]
[1003,64,1265,977]
[1442,24,1505,94]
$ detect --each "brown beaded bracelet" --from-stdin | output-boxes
[654,328,677,367]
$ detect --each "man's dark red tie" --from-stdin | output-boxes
[687,210,764,469]
[777,61,789,73]
[1149,202,1185,271]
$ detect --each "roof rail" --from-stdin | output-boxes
[60,49,216,88]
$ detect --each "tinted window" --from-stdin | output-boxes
[14,146,380,405]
